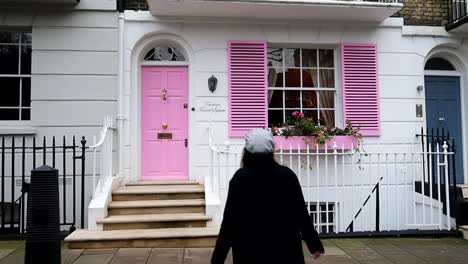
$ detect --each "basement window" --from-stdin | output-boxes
[309,202,336,233]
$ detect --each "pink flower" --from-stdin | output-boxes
[323,127,328,132]
[292,111,299,117]
[299,113,305,118]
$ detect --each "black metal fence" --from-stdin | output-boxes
[416,128,459,223]
[448,0,468,23]
[0,136,87,235]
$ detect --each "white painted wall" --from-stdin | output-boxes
[122,12,468,186]
[0,1,118,229]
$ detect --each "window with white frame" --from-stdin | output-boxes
[309,202,336,233]
[0,32,31,121]
[267,47,336,128]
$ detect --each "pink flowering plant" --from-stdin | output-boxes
[271,111,362,145]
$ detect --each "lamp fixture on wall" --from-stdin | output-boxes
[208,75,218,93]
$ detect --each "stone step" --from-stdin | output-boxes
[97,213,211,230]
[108,199,206,215]
[126,180,199,186]
[112,185,205,201]
[460,185,468,198]
[65,227,219,249]
[459,225,468,240]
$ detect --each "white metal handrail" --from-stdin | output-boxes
[90,115,115,195]
[208,127,456,234]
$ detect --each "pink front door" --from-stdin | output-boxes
[141,66,188,179]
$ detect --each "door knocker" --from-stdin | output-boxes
[162,88,168,102]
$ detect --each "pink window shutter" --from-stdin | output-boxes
[228,41,268,137]
[341,43,380,136]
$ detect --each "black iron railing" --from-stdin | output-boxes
[416,128,459,223]
[447,0,468,30]
[0,136,87,235]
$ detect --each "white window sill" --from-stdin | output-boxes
[0,122,36,135]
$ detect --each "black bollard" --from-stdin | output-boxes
[25,165,60,264]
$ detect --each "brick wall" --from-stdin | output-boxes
[123,0,449,27]
[124,0,148,11]
[394,0,449,26]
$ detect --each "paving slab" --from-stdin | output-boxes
[0,246,24,264]
[84,248,119,255]
[333,239,370,250]
[110,248,151,264]
[0,249,15,261]
[322,245,347,256]
[73,253,114,264]
[346,249,388,261]
[183,248,214,264]
[61,248,84,264]
[379,253,427,264]
[322,255,360,264]
[0,241,23,250]
[146,248,183,264]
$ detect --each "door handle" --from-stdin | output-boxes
[185,139,188,148]
[438,117,446,122]
[162,88,168,102]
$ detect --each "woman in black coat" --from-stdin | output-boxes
[211,129,324,264]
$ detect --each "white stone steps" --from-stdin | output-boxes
[65,227,219,248]
[126,180,199,186]
[108,199,205,209]
[113,185,204,195]
[96,213,211,224]
[460,226,468,240]
[460,185,468,198]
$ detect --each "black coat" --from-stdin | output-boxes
[211,159,324,264]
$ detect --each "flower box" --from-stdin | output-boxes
[273,136,358,151]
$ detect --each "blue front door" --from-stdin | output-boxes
[425,76,464,184]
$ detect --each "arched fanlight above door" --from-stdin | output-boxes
[424,57,456,71]
[143,45,186,62]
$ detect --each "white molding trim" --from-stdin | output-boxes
[424,70,461,77]
[141,61,189,66]
[402,26,451,37]
[127,32,196,183]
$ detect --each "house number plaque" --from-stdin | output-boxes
[157,133,172,139]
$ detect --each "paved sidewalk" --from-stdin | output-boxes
[1,237,468,263]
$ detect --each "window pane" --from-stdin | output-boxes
[319,49,334,67]
[302,69,318,88]
[284,68,301,88]
[318,91,335,109]
[302,49,317,67]
[320,110,335,127]
[268,68,283,87]
[284,48,300,68]
[268,90,282,108]
[0,78,20,106]
[285,110,301,123]
[0,109,19,120]
[268,110,283,127]
[285,90,300,108]
[0,32,19,44]
[267,48,283,68]
[303,110,319,123]
[302,91,317,108]
[21,33,32,44]
[0,45,19,74]
[22,78,31,107]
[319,69,335,88]
[21,109,30,120]
[21,45,32,74]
